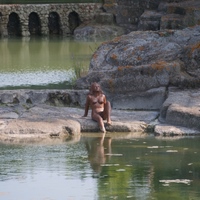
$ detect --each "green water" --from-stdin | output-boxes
[0,36,101,89]
[0,134,200,200]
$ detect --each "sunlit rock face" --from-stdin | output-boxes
[76,26,200,110]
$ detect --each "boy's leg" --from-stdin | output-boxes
[92,112,106,132]
[103,101,112,125]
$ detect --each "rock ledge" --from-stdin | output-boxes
[0,89,200,142]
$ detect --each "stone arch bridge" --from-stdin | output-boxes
[0,3,101,37]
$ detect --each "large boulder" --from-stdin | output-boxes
[74,24,125,40]
[74,12,125,40]
[76,25,200,110]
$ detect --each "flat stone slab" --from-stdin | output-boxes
[1,88,200,142]
[0,104,159,140]
[160,88,200,131]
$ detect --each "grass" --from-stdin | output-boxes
[72,59,88,79]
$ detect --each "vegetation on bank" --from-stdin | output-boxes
[0,0,102,3]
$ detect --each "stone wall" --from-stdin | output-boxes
[0,3,101,37]
[103,0,161,31]
[0,1,199,37]
[103,0,200,32]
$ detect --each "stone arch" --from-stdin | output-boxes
[48,12,61,35]
[7,12,21,36]
[68,11,81,34]
[28,12,41,36]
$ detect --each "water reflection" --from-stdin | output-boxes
[0,135,200,200]
[85,133,112,176]
[0,37,102,89]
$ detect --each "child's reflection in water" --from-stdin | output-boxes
[85,133,112,176]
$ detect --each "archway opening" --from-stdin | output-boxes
[7,12,21,36]
[29,12,41,36]
[68,11,81,34]
[48,12,61,35]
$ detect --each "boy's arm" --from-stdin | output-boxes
[83,96,90,117]
[104,94,107,104]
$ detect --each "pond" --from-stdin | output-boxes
[0,36,102,90]
[0,133,200,200]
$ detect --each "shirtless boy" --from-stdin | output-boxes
[82,82,112,133]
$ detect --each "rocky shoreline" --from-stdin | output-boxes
[0,88,200,143]
[1,25,200,142]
